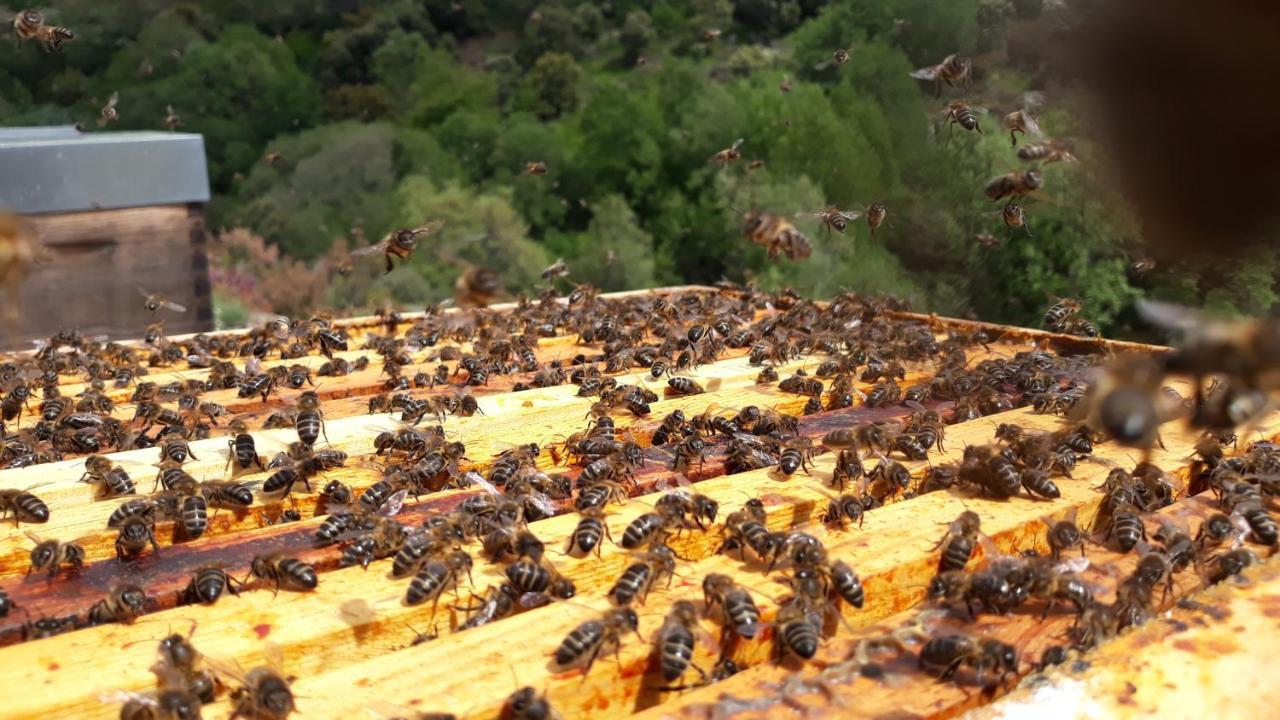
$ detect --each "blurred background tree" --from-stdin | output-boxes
[3,0,1274,333]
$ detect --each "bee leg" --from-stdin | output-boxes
[385,255,394,274]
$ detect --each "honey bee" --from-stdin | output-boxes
[138,287,187,314]
[811,207,861,234]
[164,105,182,132]
[26,532,85,578]
[741,210,812,261]
[350,220,445,273]
[541,257,569,283]
[501,687,556,720]
[208,644,295,720]
[1127,256,1157,277]
[986,201,1031,238]
[813,49,851,70]
[524,161,548,176]
[910,54,972,96]
[455,265,501,307]
[943,101,986,134]
[711,138,744,165]
[984,170,1043,201]
[1001,109,1042,146]
[918,633,1018,685]
[1072,353,1180,452]
[702,28,721,42]
[87,583,151,625]
[14,10,75,53]
[779,75,793,92]
[99,92,120,126]
[1137,299,1280,428]
[1017,140,1077,164]
[860,202,888,234]
[249,553,318,594]
[553,607,641,676]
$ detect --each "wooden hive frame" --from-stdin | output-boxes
[0,285,1275,720]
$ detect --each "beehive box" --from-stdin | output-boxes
[0,127,214,342]
[0,285,1275,720]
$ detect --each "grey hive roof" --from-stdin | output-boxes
[0,126,210,214]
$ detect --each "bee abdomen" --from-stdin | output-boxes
[660,626,695,681]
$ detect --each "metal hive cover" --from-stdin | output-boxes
[0,126,211,214]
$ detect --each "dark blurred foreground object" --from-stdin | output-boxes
[1080,0,1280,257]
[0,212,38,336]
[0,126,213,345]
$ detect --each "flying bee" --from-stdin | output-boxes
[943,100,986,134]
[711,138,744,165]
[553,607,641,676]
[1017,140,1077,164]
[987,201,1031,238]
[1043,297,1082,332]
[811,207,861,235]
[455,265,502,307]
[813,46,853,71]
[524,161,548,176]
[910,53,972,96]
[859,202,888,234]
[1071,353,1179,453]
[98,91,120,126]
[164,105,182,131]
[741,210,812,261]
[541,257,569,283]
[26,532,85,578]
[1128,256,1157,277]
[1001,109,1042,146]
[350,220,445,273]
[985,169,1043,201]
[138,287,186,314]
[779,75,793,92]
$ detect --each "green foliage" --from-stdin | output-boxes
[618,11,656,65]
[403,47,498,127]
[519,53,584,119]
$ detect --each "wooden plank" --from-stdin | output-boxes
[0,341,1031,576]
[0,380,1248,720]
[633,491,1272,720]
[968,559,1280,720]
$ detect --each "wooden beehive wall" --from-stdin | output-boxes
[0,286,1275,720]
[13,203,213,342]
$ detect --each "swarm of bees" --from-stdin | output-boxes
[0,271,1276,720]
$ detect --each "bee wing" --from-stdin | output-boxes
[910,64,941,81]
[837,211,862,221]
[377,488,409,517]
[203,653,249,685]
[107,91,119,108]
[137,285,154,299]
[99,690,158,708]
[731,138,744,151]
[1134,299,1207,335]
[262,640,287,675]
[1022,111,1043,135]
[411,219,446,237]
[461,470,501,496]
[349,241,389,257]
[161,300,187,313]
